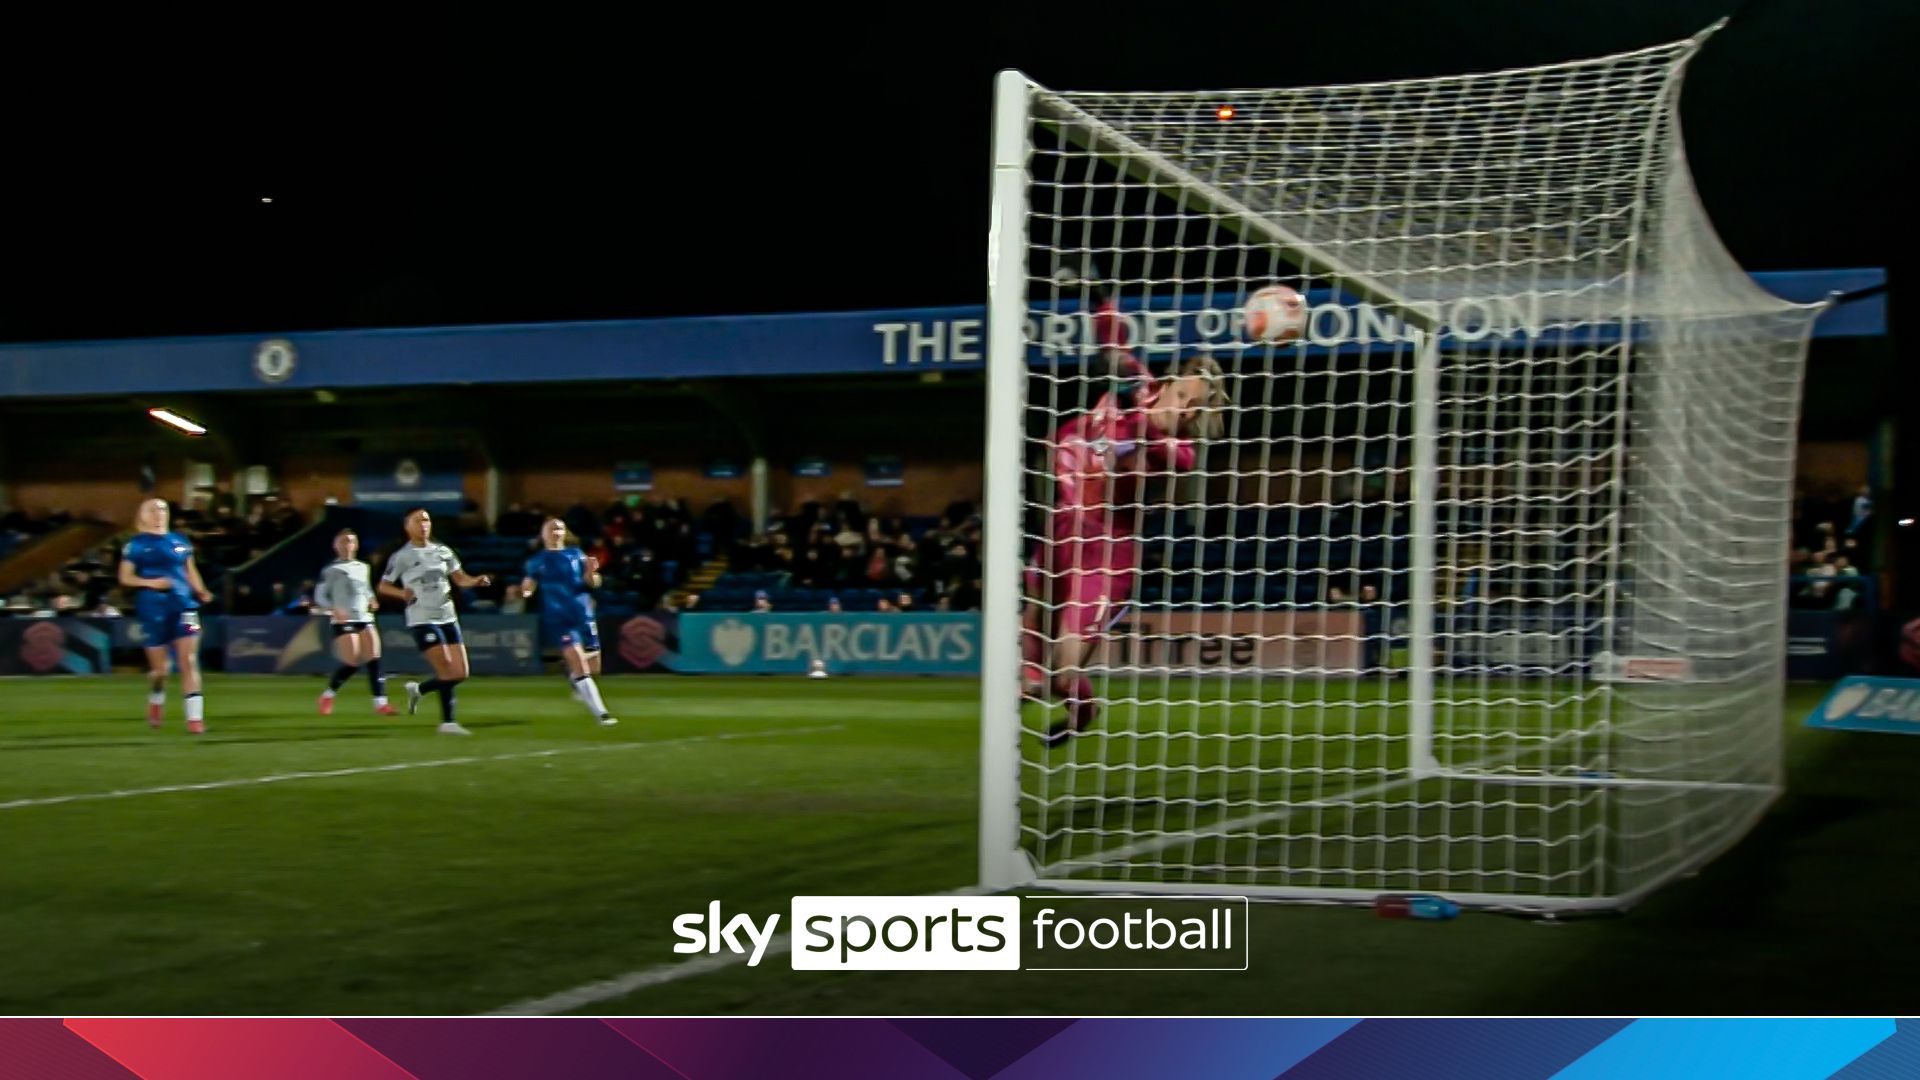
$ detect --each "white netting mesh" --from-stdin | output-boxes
[998,30,1821,909]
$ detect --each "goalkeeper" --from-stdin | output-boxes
[1023,276,1229,745]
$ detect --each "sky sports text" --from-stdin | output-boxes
[672,896,1248,972]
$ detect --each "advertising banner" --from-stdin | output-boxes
[1088,609,1364,675]
[675,612,978,675]
[223,615,540,675]
[0,618,111,675]
[351,452,466,514]
[601,612,683,674]
[1787,608,1874,681]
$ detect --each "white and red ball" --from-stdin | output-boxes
[1242,284,1306,343]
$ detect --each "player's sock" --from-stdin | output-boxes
[1019,633,1047,701]
[436,680,461,724]
[1050,675,1092,711]
[571,675,610,719]
[146,683,166,728]
[1045,676,1098,745]
[327,664,357,692]
[1021,629,1045,668]
[1066,676,1097,728]
[365,657,386,700]
[184,691,205,734]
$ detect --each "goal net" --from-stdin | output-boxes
[978,26,1824,911]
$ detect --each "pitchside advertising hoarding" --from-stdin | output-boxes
[674,613,980,675]
[1092,609,1364,675]
[223,616,540,676]
[0,618,112,675]
[12,607,1898,682]
[1786,608,1875,681]
[631,610,1370,676]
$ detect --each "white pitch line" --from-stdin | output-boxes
[490,728,1575,1015]
[493,711,1752,1012]
[0,725,844,812]
[489,884,996,1016]
[1040,711,1690,874]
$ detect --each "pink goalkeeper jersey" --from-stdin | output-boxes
[1050,397,1196,541]
[1048,296,1197,540]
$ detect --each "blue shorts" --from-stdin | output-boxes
[331,621,372,637]
[411,621,463,652]
[547,618,601,654]
[137,605,201,648]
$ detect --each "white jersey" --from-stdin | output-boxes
[381,542,464,626]
[314,558,375,623]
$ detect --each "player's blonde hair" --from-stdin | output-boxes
[542,516,579,548]
[1176,355,1231,441]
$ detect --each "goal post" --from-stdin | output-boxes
[979,68,1033,891]
[980,28,1825,911]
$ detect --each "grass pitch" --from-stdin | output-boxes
[0,674,1913,1015]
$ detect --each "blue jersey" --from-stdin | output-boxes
[524,547,595,625]
[123,531,198,613]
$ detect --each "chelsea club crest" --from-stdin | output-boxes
[253,338,298,384]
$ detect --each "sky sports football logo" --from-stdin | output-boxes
[673,895,1248,972]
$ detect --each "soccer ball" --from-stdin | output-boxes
[1243,284,1306,343]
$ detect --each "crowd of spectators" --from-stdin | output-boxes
[6,480,1883,622]
[730,495,983,611]
[1791,484,1874,611]
[1,509,118,616]
[174,487,306,566]
[1,507,73,559]
[0,492,309,617]
[492,495,708,610]
[3,490,988,617]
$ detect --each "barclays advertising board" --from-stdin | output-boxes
[1806,677,1920,735]
[676,613,980,675]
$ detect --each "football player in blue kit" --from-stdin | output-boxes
[118,498,215,733]
[518,517,617,726]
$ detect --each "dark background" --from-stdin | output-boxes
[2,1,1911,546]
[0,1,1906,341]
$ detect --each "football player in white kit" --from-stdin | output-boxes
[314,529,396,716]
[378,509,493,735]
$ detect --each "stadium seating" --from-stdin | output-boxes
[696,572,927,613]
[452,533,537,581]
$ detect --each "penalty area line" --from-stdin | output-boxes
[0,725,844,812]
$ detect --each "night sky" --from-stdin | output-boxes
[0,1,1908,344]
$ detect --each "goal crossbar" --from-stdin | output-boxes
[1028,88,1444,331]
